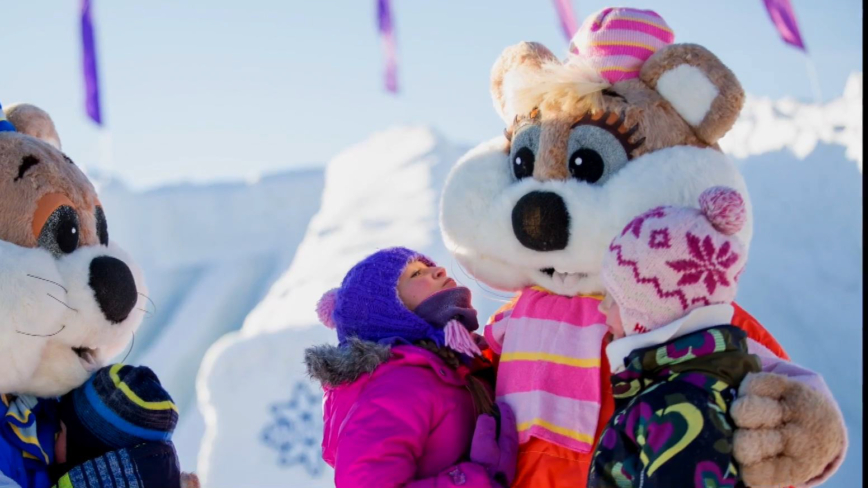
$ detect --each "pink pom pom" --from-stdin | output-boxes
[316,288,340,329]
[699,186,746,236]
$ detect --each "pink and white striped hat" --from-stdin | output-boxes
[570,7,675,84]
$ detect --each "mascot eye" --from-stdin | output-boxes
[38,206,80,257]
[512,147,535,179]
[508,124,541,181]
[566,124,630,185]
[95,206,109,246]
[568,149,605,183]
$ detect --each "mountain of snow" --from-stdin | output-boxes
[720,72,862,170]
[93,168,325,468]
[94,73,860,487]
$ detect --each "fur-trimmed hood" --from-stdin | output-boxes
[304,337,392,387]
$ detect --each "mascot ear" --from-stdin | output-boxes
[3,104,62,150]
[640,44,744,145]
[490,41,559,124]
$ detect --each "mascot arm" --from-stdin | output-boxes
[730,306,847,488]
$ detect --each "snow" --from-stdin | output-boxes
[93,168,325,467]
[720,72,862,171]
[95,73,860,487]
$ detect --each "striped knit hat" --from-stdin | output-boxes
[0,101,16,132]
[570,7,675,84]
[59,364,178,468]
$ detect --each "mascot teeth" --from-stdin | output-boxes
[540,268,588,287]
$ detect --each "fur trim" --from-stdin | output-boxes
[304,337,392,387]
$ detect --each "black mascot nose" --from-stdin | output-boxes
[511,191,570,252]
[89,256,138,324]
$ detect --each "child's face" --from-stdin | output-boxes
[397,261,456,310]
[55,421,67,464]
[598,294,625,339]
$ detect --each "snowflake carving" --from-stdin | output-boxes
[666,233,740,294]
[261,380,326,477]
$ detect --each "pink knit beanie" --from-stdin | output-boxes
[570,7,675,84]
[601,187,748,335]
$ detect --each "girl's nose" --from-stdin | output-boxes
[432,266,446,279]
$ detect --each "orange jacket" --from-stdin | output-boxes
[483,297,788,488]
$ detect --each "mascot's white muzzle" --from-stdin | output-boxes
[441,142,752,296]
[55,240,147,365]
[7,240,148,396]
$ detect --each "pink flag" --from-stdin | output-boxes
[763,0,807,51]
[552,0,579,42]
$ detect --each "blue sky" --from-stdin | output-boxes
[1,1,862,189]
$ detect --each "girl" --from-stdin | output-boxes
[305,247,518,488]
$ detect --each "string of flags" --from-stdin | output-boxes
[760,0,822,102]
[551,0,580,46]
[377,0,398,94]
[762,0,806,51]
[75,2,816,109]
[81,0,102,126]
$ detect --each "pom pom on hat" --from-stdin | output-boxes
[316,288,340,329]
[699,186,746,236]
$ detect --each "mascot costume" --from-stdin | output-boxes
[0,103,197,487]
[440,8,847,488]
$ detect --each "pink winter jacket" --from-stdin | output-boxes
[316,343,499,488]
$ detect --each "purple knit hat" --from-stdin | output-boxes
[316,247,445,347]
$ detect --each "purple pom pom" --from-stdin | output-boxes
[316,288,340,329]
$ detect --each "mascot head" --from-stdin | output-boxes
[441,7,751,297]
[0,103,147,396]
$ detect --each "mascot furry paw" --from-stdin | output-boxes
[0,103,197,487]
[440,7,846,488]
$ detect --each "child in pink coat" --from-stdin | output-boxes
[305,247,518,488]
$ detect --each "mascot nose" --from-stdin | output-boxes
[511,191,570,252]
[89,256,138,324]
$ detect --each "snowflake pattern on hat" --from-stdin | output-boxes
[601,187,748,334]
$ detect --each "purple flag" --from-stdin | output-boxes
[552,0,579,42]
[763,0,807,51]
[377,0,398,93]
[81,0,102,125]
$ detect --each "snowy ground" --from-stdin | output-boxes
[99,73,861,487]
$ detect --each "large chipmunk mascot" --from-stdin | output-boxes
[440,8,847,488]
[0,102,198,488]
